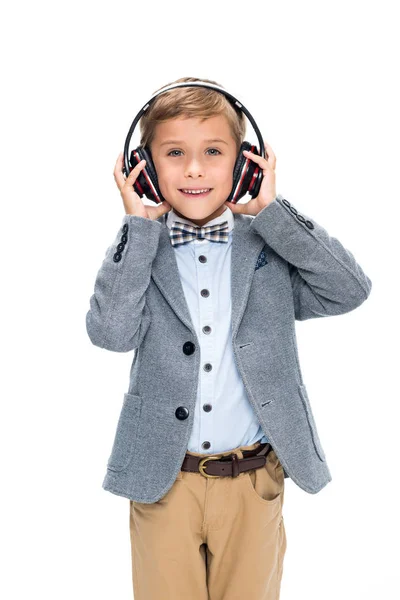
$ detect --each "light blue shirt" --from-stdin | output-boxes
[165,205,268,454]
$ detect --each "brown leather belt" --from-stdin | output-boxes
[181,442,272,479]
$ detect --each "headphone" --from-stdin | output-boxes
[122,80,266,205]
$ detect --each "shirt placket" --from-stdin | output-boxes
[194,238,215,448]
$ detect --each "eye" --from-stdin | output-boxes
[206,148,221,155]
[167,148,222,157]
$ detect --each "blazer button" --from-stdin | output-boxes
[113,252,122,262]
[296,214,306,223]
[117,242,125,252]
[183,341,195,355]
[175,406,189,420]
[122,223,128,234]
[289,206,298,215]
[305,220,314,229]
[121,233,128,244]
[282,198,291,208]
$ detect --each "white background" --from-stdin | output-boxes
[1,0,398,598]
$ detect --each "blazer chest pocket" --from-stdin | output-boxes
[107,393,142,472]
[255,247,269,271]
[298,384,326,462]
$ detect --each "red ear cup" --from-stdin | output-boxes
[126,146,166,204]
[226,141,263,204]
[125,140,263,205]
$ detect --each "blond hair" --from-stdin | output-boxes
[139,76,246,154]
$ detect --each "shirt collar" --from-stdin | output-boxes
[166,205,234,232]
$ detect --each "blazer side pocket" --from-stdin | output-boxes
[107,393,142,472]
[298,384,326,462]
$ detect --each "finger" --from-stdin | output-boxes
[243,145,276,171]
[127,158,146,178]
[158,201,171,216]
[243,149,270,170]
[113,153,126,188]
[113,152,128,183]
[244,144,274,160]
[115,156,146,189]
[114,152,145,176]
[224,200,248,214]
[243,149,265,161]
[114,152,123,173]
[263,141,276,162]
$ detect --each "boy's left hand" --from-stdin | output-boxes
[224,141,277,216]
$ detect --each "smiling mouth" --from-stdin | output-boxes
[179,189,213,197]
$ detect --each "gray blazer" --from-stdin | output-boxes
[86,194,372,503]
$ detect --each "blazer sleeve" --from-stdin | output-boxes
[85,214,163,352]
[249,194,372,321]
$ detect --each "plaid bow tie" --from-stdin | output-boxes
[169,220,229,247]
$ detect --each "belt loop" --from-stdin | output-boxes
[231,453,240,477]
[257,442,271,457]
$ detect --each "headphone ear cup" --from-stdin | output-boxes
[128,147,165,204]
[227,141,263,203]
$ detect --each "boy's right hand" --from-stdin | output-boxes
[114,152,172,220]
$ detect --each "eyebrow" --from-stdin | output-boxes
[159,138,229,147]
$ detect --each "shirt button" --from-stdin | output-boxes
[201,289,210,298]
[202,441,211,450]
[203,363,212,372]
[199,255,207,263]
[203,404,212,412]
[203,326,211,334]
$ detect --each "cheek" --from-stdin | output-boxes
[159,164,181,187]
[219,166,235,187]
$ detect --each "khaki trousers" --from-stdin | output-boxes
[129,440,287,599]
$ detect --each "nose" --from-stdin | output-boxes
[184,156,206,178]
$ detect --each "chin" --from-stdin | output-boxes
[180,204,221,217]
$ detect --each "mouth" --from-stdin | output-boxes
[179,188,213,198]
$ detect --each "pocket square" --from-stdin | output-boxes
[255,248,268,271]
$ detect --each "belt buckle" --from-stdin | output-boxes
[198,455,223,478]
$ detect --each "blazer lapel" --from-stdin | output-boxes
[151,213,266,339]
[230,215,267,339]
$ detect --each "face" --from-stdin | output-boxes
[150,115,238,226]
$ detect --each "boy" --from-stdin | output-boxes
[86,77,372,599]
